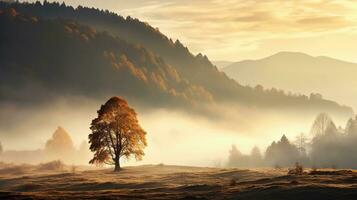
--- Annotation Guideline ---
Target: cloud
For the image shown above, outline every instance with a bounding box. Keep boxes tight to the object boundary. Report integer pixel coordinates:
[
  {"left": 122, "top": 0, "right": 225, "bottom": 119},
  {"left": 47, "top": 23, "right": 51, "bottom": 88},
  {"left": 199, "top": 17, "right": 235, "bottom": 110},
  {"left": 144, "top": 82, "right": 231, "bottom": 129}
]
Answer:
[
  {"left": 234, "top": 12, "right": 274, "bottom": 23},
  {"left": 296, "top": 16, "right": 351, "bottom": 30},
  {"left": 112, "top": 0, "right": 357, "bottom": 61},
  {"left": 20, "top": 0, "right": 357, "bottom": 61}
]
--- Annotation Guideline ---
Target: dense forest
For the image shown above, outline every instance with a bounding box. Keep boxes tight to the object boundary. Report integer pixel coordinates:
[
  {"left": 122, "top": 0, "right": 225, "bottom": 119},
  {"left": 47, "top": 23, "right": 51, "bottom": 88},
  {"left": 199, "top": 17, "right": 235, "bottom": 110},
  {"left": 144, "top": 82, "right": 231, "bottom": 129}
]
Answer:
[{"left": 0, "top": 1, "right": 353, "bottom": 116}]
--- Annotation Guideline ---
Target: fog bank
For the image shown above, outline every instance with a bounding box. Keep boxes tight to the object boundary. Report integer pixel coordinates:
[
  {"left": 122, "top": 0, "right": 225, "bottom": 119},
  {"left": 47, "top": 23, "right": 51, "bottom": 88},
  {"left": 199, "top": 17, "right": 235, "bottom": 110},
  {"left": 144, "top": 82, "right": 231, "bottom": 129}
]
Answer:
[{"left": 0, "top": 97, "right": 352, "bottom": 167}]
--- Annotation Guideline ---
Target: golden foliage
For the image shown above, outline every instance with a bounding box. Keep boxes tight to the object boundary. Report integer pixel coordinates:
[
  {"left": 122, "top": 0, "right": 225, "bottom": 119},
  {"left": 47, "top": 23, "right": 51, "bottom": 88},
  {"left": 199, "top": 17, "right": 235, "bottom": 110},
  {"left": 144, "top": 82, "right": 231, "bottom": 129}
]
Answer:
[
  {"left": 89, "top": 97, "right": 147, "bottom": 168},
  {"left": 102, "top": 49, "right": 214, "bottom": 105}
]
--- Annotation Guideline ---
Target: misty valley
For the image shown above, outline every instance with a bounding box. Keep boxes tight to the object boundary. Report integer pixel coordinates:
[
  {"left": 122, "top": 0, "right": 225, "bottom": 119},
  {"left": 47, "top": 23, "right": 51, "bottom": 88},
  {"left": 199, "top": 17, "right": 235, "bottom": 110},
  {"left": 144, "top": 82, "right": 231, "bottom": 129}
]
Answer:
[{"left": 1, "top": 1, "right": 357, "bottom": 200}]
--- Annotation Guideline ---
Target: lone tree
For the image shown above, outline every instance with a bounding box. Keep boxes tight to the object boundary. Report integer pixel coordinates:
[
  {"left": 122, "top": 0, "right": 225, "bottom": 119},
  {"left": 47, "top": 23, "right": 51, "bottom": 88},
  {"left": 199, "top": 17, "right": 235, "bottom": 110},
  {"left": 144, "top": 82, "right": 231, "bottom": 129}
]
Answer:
[{"left": 89, "top": 97, "right": 147, "bottom": 171}]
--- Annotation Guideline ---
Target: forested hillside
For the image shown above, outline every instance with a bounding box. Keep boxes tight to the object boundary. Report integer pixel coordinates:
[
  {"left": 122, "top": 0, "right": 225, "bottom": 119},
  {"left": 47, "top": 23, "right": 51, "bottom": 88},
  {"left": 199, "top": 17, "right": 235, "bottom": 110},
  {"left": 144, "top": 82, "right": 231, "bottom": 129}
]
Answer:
[
  {"left": 0, "top": 8, "right": 212, "bottom": 108},
  {"left": 0, "top": 1, "right": 353, "bottom": 116}
]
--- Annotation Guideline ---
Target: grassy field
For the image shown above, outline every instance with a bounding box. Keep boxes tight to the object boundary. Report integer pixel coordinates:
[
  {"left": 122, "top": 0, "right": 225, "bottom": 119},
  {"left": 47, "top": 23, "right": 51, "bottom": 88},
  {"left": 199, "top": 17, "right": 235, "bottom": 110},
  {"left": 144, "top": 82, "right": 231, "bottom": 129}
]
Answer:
[{"left": 0, "top": 163, "right": 357, "bottom": 199}]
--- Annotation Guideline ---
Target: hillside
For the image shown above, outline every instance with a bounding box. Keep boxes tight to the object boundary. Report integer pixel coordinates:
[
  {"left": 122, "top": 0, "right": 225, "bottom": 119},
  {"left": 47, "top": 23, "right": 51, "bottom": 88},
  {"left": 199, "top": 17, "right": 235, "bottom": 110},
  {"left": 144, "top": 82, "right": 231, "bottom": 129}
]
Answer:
[
  {"left": 0, "top": 8, "right": 213, "bottom": 109},
  {"left": 2, "top": 1, "right": 239, "bottom": 101},
  {"left": 0, "top": 2, "right": 353, "bottom": 117},
  {"left": 223, "top": 52, "right": 357, "bottom": 110}
]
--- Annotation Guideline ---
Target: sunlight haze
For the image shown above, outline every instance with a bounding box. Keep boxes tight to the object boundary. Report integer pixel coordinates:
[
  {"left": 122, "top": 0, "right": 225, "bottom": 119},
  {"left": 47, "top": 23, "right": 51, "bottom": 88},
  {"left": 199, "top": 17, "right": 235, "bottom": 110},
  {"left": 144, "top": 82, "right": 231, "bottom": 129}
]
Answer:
[{"left": 22, "top": 0, "right": 357, "bottom": 63}]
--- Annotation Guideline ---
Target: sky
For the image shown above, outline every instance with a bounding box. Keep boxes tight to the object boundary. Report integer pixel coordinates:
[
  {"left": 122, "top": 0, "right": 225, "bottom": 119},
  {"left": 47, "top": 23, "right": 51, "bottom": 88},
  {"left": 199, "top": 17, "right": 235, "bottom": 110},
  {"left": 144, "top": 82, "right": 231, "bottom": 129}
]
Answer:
[{"left": 22, "top": 0, "right": 357, "bottom": 62}]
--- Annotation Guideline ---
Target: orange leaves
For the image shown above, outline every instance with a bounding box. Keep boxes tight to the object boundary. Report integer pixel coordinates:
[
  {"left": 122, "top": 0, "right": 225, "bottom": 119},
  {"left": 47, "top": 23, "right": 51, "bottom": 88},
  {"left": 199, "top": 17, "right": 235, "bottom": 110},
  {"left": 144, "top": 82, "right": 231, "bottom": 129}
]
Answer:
[
  {"left": 150, "top": 72, "right": 167, "bottom": 91},
  {"left": 62, "top": 21, "right": 97, "bottom": 42},
  {"left": 104, "top": 52, "right": 149, "bottom": 83},
  {"left": 7, "top": 8, "right": 17, "bottom": 17},
  {"left": 101, "top": 45, "right": 214, "bottom": 105}
]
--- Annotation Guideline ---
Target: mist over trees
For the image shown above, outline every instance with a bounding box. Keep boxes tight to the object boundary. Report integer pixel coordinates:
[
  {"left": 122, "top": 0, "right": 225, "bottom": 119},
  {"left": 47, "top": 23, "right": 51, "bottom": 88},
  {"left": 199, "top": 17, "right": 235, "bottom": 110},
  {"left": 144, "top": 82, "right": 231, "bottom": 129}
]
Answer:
[
  {"left": 0, "top": 1, "right": 356, "bottom": 171},
  {"left": 0, "top": 126, "right": 90, "bottom": 165},
  {"left": 45, "top": 126, "right": 75, "bottom": 158},
  {"left": 228, "top": 145, "right": 263, "bottom": 168},
  {"left": 229, "top": 114, "right": 357, "bottom": 169},
  {"left": 265, "top": 135, "right": 301, "bottom": 167},
  {"left": 310, "top": 115, "right": 357, "bottom": 168}
]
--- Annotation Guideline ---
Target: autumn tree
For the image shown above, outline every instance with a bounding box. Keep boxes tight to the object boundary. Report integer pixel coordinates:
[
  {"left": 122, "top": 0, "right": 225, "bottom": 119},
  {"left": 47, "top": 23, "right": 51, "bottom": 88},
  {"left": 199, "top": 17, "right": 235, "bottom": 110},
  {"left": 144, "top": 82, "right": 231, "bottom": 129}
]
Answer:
[
  {"left": 89, "top": 96, "right": 147, "bottom": 171},
  {"left": 45, "top": 126, "right": 75, "bottom": 157}
]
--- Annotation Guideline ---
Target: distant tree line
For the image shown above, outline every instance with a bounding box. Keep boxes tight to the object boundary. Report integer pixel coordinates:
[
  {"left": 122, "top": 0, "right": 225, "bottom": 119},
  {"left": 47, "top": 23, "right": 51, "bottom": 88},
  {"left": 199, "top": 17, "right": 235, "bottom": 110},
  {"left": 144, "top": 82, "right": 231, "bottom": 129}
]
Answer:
[
  {"left": 0, "top": 126, "right": 91, "bottom": 164},
  {"left": 229, "top": 113, "right": 357, "bottom": 169}
]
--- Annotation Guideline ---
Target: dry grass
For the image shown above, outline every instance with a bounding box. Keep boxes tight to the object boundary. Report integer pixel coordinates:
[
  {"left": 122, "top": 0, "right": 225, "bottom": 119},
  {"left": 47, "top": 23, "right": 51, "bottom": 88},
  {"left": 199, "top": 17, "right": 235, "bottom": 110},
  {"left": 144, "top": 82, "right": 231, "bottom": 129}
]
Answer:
[{"left": 0, "top": 164, "right": 356, "bottom": 199}]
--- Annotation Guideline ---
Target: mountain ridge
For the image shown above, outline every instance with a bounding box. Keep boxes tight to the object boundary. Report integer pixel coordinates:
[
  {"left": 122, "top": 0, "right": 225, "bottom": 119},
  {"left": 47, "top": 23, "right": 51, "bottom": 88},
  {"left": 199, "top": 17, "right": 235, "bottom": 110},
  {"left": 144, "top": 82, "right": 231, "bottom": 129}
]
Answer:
[{"left": 223, "top": 51, "right": 357, "bottom": 110}]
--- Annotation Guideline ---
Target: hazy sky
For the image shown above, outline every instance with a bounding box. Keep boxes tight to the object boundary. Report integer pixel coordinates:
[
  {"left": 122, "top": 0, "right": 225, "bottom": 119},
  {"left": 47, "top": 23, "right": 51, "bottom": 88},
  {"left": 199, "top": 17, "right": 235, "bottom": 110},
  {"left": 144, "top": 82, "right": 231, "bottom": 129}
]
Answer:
[{"left": 22, "top": 0, "right": 357, "bottom": 62}]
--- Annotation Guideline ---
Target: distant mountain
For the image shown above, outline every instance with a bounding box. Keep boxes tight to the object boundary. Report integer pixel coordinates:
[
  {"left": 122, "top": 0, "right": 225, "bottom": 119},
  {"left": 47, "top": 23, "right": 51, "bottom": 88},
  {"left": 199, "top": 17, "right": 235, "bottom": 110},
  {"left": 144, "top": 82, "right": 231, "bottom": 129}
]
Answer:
[
  {"left": 0, "top": 2, "right": 353, "bottom": 117},
  {"left": 212, "top": 61, "right": 234, "bottom": 69},
  {"left": 222, "top": 51, "right": 357, "bottom": 110}
]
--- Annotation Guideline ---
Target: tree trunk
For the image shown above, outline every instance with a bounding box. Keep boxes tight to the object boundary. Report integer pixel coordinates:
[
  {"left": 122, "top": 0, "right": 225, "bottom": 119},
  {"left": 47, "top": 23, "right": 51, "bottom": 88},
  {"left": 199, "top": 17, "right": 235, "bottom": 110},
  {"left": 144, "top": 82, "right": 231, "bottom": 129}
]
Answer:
[{"left": 114, "top": 158, "right": 120, "bottom": 172}]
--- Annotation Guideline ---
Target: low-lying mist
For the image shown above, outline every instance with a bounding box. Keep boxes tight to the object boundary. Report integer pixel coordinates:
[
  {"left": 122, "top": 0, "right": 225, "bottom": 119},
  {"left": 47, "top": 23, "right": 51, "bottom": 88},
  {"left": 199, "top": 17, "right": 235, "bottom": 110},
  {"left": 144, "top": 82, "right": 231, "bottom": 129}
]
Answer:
[{"left": 0, "top": 96, "right": 352, "bottom": 167}]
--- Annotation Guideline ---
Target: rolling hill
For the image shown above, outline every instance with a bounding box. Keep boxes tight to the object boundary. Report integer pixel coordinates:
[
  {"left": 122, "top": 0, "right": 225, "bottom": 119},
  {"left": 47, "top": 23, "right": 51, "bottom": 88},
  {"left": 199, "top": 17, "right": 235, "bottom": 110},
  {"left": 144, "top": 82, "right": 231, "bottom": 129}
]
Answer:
[{"left": 222, "top": 51, "right": 357, "bottom": 110}]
